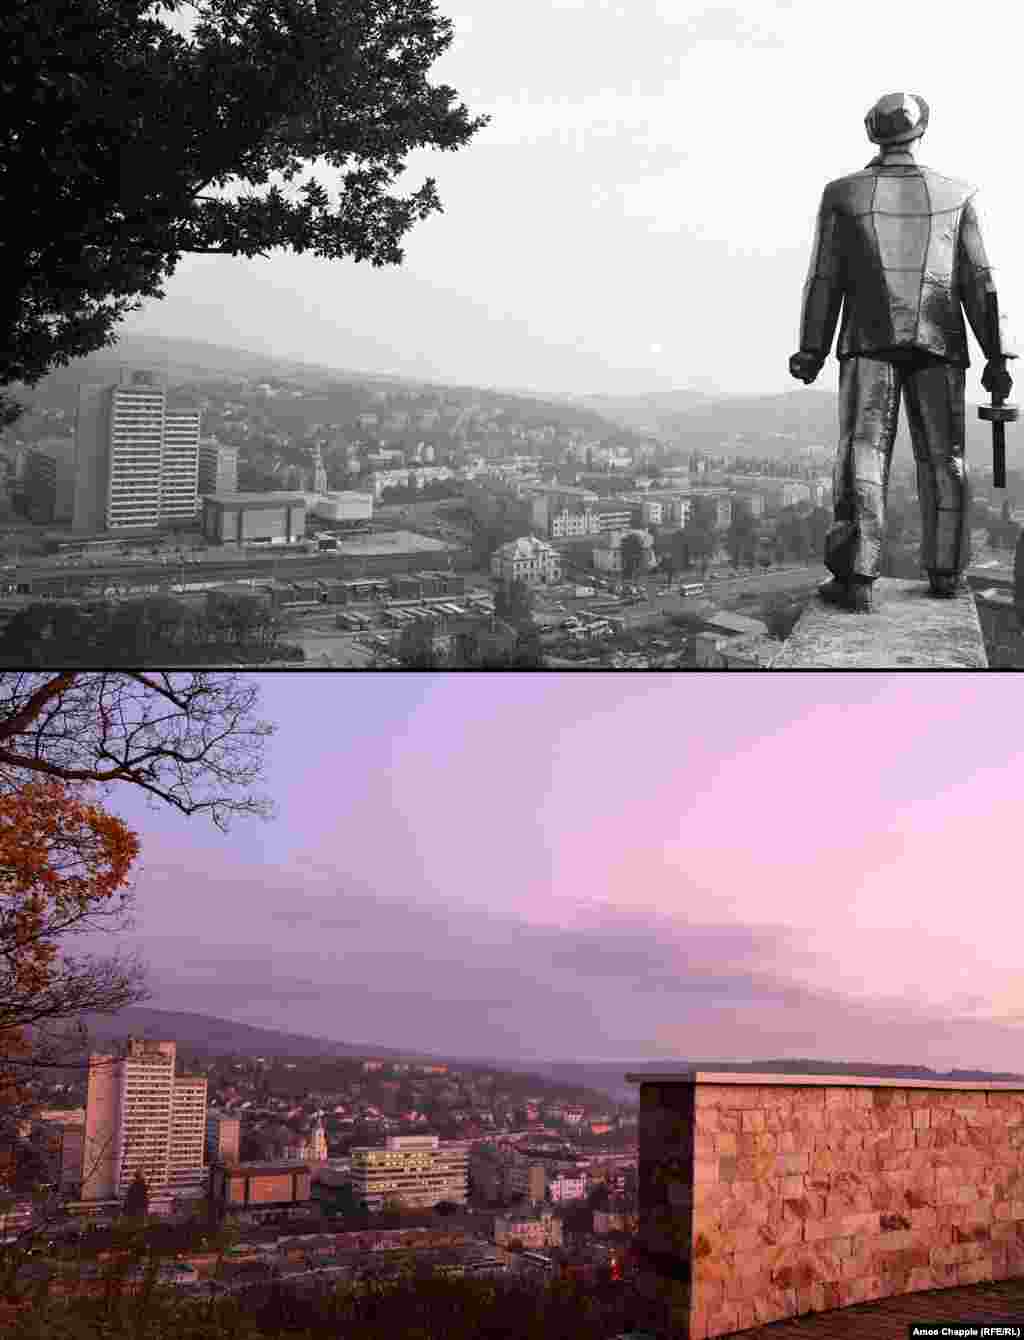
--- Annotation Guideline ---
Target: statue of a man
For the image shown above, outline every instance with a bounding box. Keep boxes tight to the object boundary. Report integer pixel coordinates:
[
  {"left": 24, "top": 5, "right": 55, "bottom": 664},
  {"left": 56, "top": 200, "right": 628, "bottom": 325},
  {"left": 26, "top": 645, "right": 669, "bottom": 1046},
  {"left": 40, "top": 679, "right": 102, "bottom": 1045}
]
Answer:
[{"left": 790, "top": 92, "right": 1016, "bottom": 612}]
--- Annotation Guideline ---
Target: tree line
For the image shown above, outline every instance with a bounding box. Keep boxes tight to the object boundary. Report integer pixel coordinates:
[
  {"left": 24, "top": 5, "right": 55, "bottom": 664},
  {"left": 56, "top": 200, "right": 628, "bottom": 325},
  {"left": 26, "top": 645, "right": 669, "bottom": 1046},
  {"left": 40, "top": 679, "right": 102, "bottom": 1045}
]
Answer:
[{"left": 0, "top": 592, "right": 305, "bottom": 667}]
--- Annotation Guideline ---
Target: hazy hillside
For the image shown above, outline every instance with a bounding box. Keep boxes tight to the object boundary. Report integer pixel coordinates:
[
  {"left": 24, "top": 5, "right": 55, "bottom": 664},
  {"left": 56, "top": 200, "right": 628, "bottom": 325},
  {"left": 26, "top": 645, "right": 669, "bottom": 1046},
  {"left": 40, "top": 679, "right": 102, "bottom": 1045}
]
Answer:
[
  {"left": 64, "top": 1007, "right": 444, "bottom": 1065},
  {"left": 540, "top": 389, "right": 721, "bottom": 435},
  {"left": 49, "top": 1008, "right": 1024, "bottom": 1113},
  {"left": 3, "top": 333, "right": 638, "bottom": 440},
  {"left": 513, "top": 1056, "right": 1024, "bottom": 1108},
  {"left": 56, "top": 1008, "right": 633, "bottom": 1109}
]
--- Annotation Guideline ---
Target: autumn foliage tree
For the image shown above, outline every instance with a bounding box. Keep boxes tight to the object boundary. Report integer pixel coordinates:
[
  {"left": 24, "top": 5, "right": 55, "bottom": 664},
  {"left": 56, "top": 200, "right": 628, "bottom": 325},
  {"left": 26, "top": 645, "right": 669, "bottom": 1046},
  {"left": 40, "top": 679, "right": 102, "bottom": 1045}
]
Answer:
[{"left": 0, "top": 778, "right": 145, "bottom": 1183}]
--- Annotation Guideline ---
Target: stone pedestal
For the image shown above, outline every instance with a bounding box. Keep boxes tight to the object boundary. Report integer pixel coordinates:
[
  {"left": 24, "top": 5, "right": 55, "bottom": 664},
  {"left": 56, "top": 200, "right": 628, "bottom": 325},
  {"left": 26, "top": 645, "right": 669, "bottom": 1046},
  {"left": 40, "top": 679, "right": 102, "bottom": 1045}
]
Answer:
[{"left": 770, "top": 578, "right": 988, "bottom": 669}]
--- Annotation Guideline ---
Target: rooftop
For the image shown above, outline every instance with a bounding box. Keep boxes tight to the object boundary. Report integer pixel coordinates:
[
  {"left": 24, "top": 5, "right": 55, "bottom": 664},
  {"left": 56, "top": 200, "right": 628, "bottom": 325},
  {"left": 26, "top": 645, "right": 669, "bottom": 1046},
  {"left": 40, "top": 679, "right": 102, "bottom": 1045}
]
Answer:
[{"left": 206, "top": 491, "right": 308, "bottom": 505}]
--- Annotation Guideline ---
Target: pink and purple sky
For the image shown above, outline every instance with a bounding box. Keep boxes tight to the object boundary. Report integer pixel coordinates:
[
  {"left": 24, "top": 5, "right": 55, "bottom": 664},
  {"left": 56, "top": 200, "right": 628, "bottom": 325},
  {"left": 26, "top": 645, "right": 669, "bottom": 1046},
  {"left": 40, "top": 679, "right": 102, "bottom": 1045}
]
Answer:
[{"left": 83, "top": 673, "right": 1022, "bottom": 1076}]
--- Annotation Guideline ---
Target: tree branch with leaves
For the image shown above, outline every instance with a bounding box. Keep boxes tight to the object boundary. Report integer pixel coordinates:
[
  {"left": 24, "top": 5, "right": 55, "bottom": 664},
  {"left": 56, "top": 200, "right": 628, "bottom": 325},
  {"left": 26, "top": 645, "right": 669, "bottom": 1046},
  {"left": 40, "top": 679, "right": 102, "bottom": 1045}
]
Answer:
[{"left": 0, "top": 0, "right": 491, "bottom": 426}]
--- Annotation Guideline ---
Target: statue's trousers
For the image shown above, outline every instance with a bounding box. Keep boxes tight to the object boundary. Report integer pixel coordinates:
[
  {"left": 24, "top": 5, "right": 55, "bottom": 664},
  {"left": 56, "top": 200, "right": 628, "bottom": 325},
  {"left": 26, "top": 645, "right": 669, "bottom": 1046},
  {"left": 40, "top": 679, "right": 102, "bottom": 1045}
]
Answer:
[{"left": 825, "top": 352, "right": 969, "bottom": 582}]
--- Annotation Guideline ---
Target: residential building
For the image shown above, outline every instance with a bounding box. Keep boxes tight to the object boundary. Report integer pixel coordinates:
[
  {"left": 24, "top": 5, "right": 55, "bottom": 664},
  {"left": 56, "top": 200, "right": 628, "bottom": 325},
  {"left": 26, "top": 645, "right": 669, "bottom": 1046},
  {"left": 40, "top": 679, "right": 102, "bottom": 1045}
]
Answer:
[
  {"left": 24, "top": 439, "right": 76, "bottom": 523},
  {"left": 349, "top": 1134, "right": 469, "bottom": 1212},
  {"left": 549, "top": 509, "right": 601, "bottom": 539},
  {"left": 494, "top": 1207, "right": 563, "bottom": 1250},
  {"left": 369, "top": 465, "right": 453, "bottom": 498},
  {"left": 206, "top": 1111, "right": 241, "bottom": 1166},
  {"left": 27, "top": 1110, "right": 85, "bottom": 1193},
  {"left": 667, "top": 497, "right": 692, "bottom": 527},
  {"left": 503, "top": 1161, "right": 546, "bottom": 1204},
  {"left": 309, "top": 491, "right": 373, "bottom": 523},
  {"left": 490, "top": 535, "right": 561, "bottom": 586},
  {"left": 73, "top": 370, "right": 200, "bottom": 533},
  {"left": 593, "top": 1203, "right": 640, "bottom": 1236},
  {"left": 592, "top": 528, "right": 655, "bottom": 574},
  {"left": 591, "top": 504, "right": 633, "bottom": 532},
  {"left": 160, "top": 405, "right": 202, "bottom": 523},
  {"left": 782, "top": 482, "right": 812, "bottom": 506},
  {"left": 547, "top": 1170, "right": 589, "bottom": 1202},
  {"left": 197, "top": 439, "right": 239, "bottom": 496},
  {"left": 81, "top": 1038, "right": 207, "bottom": 1214}
]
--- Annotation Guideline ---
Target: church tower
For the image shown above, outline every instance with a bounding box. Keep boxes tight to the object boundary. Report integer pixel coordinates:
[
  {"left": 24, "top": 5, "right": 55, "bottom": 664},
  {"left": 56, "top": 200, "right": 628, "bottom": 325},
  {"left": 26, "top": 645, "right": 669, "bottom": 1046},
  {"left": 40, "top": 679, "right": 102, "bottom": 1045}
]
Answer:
[{"left": 311, "top": 442, "right": 328, "bottom": 495}]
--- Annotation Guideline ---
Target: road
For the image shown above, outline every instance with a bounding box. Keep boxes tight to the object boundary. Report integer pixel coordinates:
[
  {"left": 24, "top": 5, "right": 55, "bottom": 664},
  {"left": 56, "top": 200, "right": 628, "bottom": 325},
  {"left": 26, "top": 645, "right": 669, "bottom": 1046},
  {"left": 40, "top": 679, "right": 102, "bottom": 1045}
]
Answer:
[{"left": 546, "top": 564, "right": 823, "bottom": 631}]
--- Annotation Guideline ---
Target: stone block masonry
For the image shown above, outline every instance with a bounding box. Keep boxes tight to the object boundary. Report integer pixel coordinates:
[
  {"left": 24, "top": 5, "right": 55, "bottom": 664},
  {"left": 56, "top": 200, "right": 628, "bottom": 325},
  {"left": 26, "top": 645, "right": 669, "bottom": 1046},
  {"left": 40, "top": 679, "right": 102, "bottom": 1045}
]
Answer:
[{"left": 622, "top": 1073, "right": 1024, "bottom": 1339}]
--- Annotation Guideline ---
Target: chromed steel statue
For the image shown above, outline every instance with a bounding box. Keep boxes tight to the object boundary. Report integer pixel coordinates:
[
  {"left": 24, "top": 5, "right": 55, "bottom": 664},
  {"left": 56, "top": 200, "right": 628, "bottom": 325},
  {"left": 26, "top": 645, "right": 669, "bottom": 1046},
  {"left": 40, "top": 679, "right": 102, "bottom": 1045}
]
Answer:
[{"left": 790, "top": 92, "right": 1017, "bottom": 612}]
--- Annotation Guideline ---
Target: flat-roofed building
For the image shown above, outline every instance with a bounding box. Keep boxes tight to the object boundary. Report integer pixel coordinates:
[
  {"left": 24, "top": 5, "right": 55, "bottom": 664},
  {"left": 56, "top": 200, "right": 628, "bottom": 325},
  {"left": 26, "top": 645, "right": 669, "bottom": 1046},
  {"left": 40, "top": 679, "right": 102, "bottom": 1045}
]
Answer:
[
  {"left": 198, "top": 439, "right": 239, "bottom": 496},
  {"left": 591, "top": 504, "right": 633, "bottom": 532},
  {"left": 24, "top": 439, "right": 76, "bottom": 523},
  {"left": 159, "top": 407, "right": 201, "bottom": 523},
  {"left": 206, "top": 1111, "right": 241, "bottom": 1166},
  {"left": 202, "top": 491, "right": 307, "bottom": 544},
  {"left": 210, "top": 1161, "right": 312, "bottom": 1211},
  {"left": 309, "top": 491, "right": 373, "bottom": 523},
  {"left": 28, "top": 1109, "right": 85, "bottom": 1193},
  {"left": 504, "top": 1161, "right": 546, "bottom": 1204},
  {"left": 350, "top": 1134, "right": 469, "bottom": 1212}
]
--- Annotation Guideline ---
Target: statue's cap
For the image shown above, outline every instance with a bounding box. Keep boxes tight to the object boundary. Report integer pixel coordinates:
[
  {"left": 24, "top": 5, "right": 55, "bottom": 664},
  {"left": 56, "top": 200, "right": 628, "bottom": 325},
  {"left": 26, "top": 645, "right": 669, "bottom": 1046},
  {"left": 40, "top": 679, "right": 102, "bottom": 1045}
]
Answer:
[{"left": 864, "top": 92, "right": 929, "bottom": 146}]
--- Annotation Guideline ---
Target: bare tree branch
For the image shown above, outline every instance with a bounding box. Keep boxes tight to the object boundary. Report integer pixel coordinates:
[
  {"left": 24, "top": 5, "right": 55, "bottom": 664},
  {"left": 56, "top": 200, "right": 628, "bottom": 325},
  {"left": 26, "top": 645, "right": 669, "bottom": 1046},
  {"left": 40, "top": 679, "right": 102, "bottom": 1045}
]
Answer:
[{"left": 0, "top": 673, "right": 275, "bottom": 831}]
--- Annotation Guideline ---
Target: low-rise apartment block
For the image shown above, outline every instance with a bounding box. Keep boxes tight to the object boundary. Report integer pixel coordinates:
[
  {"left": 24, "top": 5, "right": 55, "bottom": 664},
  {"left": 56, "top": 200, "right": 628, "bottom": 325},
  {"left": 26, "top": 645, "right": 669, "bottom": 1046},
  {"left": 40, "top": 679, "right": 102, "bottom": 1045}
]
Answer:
[{"left": 350, "top": 1134, "right": 469, "bottom": 1212}]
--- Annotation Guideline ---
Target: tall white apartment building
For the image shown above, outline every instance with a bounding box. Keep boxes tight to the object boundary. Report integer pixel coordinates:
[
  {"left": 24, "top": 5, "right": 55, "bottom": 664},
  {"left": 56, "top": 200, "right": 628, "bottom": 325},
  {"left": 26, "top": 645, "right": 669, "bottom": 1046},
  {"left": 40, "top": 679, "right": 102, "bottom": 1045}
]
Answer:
[
  {"left": 198, "top": 439, "right": 239, "bottom": 497},
  {"left": 81, "top": 1038, "right": 207, "bottom": 1212},
  {"left": 73, "top": 369, "right": 200, "bottom": 532},
  {"left": 350, "top": 1134, "right": 469, "bottom": 1211},
  {"left": 160, "top": 408, "right": 201, "bottom": 523}
]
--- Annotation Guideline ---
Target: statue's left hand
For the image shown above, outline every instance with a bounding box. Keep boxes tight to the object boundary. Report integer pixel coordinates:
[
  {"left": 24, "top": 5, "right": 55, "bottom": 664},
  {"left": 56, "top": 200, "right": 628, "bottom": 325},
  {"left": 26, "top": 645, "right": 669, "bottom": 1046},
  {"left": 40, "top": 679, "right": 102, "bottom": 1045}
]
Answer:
[
  {"left": 789, "top": 351, "right": 823, "bottom": 384},
  {"left": 982, "top": 358, "right": 1013, "bottom": 401}
]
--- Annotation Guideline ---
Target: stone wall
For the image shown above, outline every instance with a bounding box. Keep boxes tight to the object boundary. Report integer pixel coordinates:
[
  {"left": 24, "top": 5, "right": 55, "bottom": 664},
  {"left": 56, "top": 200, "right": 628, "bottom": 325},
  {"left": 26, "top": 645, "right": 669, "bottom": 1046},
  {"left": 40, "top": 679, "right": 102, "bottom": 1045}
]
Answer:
[
  {"left": 626, "top": 1074, "right": 1024, "bottom": 1340},
  {"left": 974, "top": 592, "right": 1024, "bottom": 667}
]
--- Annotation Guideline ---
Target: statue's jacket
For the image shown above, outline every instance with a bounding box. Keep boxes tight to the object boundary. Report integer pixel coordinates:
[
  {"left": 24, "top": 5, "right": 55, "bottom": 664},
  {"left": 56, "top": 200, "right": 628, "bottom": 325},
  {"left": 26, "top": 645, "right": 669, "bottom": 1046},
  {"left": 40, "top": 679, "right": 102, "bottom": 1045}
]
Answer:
[{"left": 799, "top": 149, "right": 1017, "bottom": 367}]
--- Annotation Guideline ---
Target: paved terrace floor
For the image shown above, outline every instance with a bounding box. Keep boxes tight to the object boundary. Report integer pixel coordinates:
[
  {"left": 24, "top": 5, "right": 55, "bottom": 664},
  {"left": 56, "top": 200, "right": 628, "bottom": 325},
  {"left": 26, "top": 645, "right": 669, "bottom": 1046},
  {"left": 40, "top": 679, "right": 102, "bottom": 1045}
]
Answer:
[{"left": 736, "top": 1277, "right": 1024, "bottom": 1340}]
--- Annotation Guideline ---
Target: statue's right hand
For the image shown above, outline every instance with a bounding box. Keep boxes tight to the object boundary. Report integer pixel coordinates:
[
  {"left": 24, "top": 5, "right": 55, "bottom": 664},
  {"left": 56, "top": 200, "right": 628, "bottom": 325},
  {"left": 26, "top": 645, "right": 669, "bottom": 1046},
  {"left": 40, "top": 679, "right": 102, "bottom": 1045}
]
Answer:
[{"left": 789, "top": 351, "right": 823, "bottom": 384}]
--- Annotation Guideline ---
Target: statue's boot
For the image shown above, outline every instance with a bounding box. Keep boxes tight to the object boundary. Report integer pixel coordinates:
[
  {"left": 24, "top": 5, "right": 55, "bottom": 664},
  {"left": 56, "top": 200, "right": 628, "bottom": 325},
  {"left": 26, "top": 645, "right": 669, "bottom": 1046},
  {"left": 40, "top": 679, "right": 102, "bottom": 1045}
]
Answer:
[
  {"left": 818, "top": 576, "right": 873, "bottom": 613},
  {"left": 927, "top": 572, "right": 964, "bottom": 598}
]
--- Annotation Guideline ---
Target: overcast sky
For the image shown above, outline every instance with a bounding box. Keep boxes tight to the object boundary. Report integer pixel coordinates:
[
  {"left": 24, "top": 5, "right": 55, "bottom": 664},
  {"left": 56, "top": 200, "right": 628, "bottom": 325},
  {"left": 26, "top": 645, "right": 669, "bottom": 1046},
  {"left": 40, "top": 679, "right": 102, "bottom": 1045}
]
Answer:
[
  {"left": 78, "top": 673, "right": 1024, "bottom": 1081},
  {"left": 116, "top": 0, "right": 1021, "bottom": 402}
]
